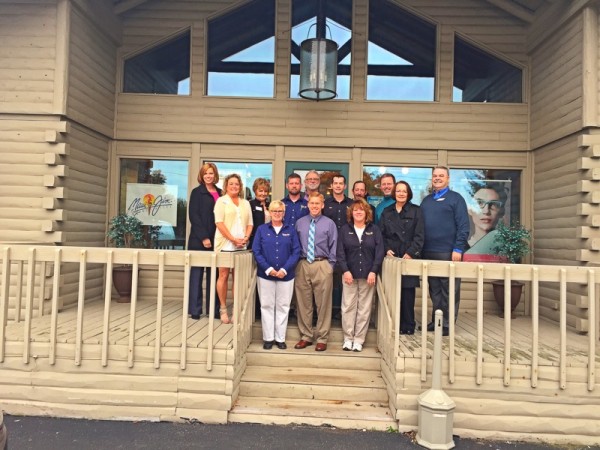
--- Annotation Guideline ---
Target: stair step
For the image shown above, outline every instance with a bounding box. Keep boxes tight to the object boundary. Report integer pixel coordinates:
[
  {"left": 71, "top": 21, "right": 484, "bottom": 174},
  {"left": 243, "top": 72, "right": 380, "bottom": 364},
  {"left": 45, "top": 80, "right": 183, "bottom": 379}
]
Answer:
[
  {"left": 239, "top": 380, "right": 389, "bottom": 402},
  {"left": 245, "top": 342, "right": 381, "bottom": 370},
  {"left": 229, "top": 396, "right": 396, "bottom": 430},
  {"left": 242, "top": 366, "right": 385, "bottom": 389}
]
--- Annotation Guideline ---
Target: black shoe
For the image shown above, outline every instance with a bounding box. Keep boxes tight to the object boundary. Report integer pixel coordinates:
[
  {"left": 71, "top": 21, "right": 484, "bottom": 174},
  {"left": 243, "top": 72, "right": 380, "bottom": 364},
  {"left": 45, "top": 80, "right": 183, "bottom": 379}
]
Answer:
[
  {"left": 263, "top": 341, "right": 274, "bottom": 350},
  {"left": 191, "top": 314, "right": 200, "bottom": 320},
  {"left": 400, "top": 329, "right": 414, "bottom": 335},
  {"left": 442, "top": 327, "right": 449, "bottom": 337},
  {"left": 276, "top": 341, "right": 287, "bottom": 350}
]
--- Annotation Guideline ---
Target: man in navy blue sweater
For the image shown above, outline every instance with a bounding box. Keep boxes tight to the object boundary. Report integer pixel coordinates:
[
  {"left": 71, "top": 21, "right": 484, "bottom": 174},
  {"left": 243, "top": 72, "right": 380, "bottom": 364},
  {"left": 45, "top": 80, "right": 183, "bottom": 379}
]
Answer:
[{"left": 420, "top": 166, "right": 470, "bottom": 335}]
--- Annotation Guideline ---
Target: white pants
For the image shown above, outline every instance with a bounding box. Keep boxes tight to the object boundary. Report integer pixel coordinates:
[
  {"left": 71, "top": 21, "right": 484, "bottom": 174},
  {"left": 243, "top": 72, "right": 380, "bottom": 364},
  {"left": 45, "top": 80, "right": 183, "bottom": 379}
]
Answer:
[
  {"left": 257, "top": 277, "right": 294, "bottom": 343},
  {"left": 341, "top": 278, "right": 375, "bottom": 345}
]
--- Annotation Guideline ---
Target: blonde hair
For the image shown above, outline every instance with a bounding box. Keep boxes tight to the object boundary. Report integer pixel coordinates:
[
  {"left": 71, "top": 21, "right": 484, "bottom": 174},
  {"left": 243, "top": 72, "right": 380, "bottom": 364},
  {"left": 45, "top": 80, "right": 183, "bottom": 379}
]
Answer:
[
  {"left": 268, "top": 200, "right": 285, "bottom": 213},
  {"left": 223, "top": 173, "right": 243, "bottom": 198}
]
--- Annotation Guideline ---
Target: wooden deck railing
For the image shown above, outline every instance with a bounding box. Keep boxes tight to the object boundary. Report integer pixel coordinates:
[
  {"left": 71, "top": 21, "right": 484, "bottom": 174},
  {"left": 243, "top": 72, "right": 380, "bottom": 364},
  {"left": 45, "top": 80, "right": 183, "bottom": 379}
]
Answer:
[
  {"left": 377, "top": 257, "right": 599, "bottom": 392},
  {"left": 0, "top": 245, "right": 256, "bottom": 372}
]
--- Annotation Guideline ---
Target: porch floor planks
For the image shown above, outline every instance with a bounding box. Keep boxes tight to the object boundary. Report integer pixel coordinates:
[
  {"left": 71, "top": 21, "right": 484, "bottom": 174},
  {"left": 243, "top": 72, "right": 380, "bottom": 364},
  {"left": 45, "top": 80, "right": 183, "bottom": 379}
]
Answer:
[
  {"left": 4, "top": 300, "right": 234, "bottom": 351},
  {"left": 399, "top": 312, "right": 597, "bottom": 367}
]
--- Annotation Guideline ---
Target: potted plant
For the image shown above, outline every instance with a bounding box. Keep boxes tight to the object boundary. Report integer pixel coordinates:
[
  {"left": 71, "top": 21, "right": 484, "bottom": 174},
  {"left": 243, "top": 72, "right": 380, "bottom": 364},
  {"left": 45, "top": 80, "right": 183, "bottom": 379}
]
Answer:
[
  {"left": 491, "top": 221, "right": 532, "bottom": 316},
  {"left": 106, "top": 214, "right": 146, "bottom": 302}
]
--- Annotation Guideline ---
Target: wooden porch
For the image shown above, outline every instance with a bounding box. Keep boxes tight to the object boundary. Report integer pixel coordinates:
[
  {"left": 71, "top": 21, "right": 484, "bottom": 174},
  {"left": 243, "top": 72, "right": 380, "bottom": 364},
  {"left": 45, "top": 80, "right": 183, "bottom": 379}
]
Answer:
[{"left": 1, "top": 246, "right": 599, "bottom": 445}]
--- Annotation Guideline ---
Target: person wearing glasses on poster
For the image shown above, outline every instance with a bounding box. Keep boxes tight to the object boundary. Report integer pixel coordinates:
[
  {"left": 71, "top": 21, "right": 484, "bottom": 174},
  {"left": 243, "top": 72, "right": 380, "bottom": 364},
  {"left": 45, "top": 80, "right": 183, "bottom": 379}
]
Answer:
[
  {"left": 464, "top": 182, "right": 507, "bottom": 259},
  {"left": 252, "top": 201, "right": 301, "bottom": 350}
]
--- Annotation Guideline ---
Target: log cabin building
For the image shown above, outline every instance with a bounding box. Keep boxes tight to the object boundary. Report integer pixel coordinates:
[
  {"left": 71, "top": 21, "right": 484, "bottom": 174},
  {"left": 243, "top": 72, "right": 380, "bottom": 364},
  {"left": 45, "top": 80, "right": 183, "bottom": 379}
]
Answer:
[{"left": 1, "top": 0, "right": 600, "bottom": 445}]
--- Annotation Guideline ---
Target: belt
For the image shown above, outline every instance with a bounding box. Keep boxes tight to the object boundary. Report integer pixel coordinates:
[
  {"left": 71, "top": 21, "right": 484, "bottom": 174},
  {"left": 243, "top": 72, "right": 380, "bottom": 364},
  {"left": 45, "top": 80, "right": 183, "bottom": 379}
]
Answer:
[{"left": 300, "top": 257, "right": 327, "bottom": 262}]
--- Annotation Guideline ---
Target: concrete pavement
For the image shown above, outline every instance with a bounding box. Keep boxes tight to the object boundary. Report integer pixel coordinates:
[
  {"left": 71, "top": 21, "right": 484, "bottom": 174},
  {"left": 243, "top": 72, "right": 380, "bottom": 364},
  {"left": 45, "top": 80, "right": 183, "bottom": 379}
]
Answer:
[{"left": 4, "top": 415, "right": 596, "bottom": 450}]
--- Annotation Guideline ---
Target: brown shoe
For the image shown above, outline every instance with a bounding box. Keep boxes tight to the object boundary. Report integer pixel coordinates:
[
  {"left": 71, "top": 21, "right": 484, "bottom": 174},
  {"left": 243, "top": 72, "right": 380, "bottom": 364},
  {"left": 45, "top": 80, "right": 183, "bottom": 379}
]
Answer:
[
  {"left": 315, "top": 343, "right": 327, "bottom": 352},
  {"left": 294, "top": 340, "right": 313, "bottom": 349}
]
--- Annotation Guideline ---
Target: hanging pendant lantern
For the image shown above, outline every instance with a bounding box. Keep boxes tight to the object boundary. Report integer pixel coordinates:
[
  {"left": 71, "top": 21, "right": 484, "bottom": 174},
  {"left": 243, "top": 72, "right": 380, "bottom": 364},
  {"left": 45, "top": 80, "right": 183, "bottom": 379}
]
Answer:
[{"left": 298, "top": 38, "right": 338, "bottom": 101}]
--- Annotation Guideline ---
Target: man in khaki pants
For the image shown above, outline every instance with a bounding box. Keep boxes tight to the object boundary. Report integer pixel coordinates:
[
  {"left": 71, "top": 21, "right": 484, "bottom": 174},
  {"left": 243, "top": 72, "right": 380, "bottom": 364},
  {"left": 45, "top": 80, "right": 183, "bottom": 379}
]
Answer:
[{"left": 293, "top": 192, "right": 338, "bottom": 352}]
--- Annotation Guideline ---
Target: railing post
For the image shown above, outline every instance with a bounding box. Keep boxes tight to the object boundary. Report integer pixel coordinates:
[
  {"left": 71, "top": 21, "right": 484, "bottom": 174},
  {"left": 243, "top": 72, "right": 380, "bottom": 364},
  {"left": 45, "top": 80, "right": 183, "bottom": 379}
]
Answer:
[{"left": 0, "top": 247, "right": 11, "bottom": 362}]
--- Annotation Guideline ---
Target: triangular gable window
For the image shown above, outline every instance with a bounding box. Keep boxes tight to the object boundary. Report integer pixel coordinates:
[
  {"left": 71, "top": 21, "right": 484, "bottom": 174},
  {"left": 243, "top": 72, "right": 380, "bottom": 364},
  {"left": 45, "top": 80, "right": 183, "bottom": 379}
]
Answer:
[{"left": 123, "top": 30, "right": 191, "bottom": 95}]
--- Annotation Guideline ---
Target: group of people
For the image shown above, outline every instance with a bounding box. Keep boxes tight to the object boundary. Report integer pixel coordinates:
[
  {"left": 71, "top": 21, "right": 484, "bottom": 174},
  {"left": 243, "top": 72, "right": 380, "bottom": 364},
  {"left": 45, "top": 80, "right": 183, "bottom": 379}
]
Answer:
[{"left": 187, "top": 163, "right": 471, "bottom": 353}]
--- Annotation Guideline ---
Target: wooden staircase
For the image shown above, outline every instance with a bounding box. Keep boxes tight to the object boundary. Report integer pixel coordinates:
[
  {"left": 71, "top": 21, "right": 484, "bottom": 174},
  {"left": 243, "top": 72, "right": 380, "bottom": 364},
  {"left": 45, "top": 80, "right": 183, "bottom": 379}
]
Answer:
[{"left": 228, "top": 323, "right": 396, "bottom": 430}]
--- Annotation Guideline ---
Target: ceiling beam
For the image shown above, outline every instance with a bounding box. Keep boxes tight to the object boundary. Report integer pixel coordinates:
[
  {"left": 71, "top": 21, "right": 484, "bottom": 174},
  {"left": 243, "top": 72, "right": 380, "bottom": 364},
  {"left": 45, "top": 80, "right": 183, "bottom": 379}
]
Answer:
[
  {"left": 114, "top": 0, "right": 150, "bottom": 15},
  {"left": 484, "top": 0, "right": 535, "bottom": 23}
]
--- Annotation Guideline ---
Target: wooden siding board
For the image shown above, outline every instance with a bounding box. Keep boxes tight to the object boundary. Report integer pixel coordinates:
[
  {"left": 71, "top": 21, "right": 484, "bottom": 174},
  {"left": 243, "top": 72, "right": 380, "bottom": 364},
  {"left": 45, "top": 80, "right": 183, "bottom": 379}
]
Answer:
[
  {"left": 531, "top": 13, "right": 583, "bottom": 149},
  {"left": 66, "top": 6, "right": 116, "bottom": 137},
  {"left": 0, "top": 2, "right": 57, "bottom": 114}
]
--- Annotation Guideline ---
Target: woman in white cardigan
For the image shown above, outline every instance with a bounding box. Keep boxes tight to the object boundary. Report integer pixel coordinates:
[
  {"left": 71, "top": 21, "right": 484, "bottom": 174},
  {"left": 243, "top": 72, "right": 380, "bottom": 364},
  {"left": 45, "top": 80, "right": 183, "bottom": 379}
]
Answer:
[{"left": 214, "top": 173, "right": 253, "bottom": 324}]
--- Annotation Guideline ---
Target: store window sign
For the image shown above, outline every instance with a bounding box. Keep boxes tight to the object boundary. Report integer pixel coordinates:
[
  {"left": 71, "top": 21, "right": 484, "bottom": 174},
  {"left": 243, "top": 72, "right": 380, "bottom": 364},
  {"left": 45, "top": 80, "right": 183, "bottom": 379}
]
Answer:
[{"left": 126, "top": 183, "right": 178, "bottom": 226}]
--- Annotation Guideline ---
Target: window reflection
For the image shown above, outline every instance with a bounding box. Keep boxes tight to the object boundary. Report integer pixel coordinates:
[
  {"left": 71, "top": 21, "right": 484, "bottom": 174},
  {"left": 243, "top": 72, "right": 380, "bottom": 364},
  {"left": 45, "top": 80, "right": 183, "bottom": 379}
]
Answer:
[{"left": 208, "top": 161, "right": 273, "bottom": 200}]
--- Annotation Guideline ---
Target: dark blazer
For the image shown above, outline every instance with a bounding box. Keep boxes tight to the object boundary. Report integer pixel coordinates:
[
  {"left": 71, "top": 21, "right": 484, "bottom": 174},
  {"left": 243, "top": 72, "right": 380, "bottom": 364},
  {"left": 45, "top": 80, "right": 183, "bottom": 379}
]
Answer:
[
  {"left": 249, "top": 198, "right": 269, "bottom": 248},
  {"left": 336, "top": 222, "right": 385, "bottom": 280},
  {"left": 187, "top": 184, "right": 222, "bottom": 251},
  {"left": 379, "top": 202, "right": 424, "bottom": 288}
]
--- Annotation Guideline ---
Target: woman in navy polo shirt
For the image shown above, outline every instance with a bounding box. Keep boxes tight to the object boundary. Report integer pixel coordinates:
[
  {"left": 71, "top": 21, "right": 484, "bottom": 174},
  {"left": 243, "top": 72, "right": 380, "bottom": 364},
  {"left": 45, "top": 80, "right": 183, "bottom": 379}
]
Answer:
[
  {"left": 336, "top": 199, "right": 385, "bottom": 352},
  {"left": 252, "top": 200, "right": 301, "bottom": 350}
]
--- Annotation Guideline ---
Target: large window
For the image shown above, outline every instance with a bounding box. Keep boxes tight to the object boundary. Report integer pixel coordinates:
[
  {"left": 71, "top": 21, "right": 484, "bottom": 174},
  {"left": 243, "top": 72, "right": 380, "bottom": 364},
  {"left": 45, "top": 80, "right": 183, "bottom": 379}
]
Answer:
[
  {"left": 119, "top": 159, "right": 189, "bottom": 249},
  {"left": 290, "top": 0, "right": 352, "bottom": 100},
  {"left": 367, "top": 0, "right": 436, "bottom": 101},
  {"left": 453, "top": 36, "right": 523, "bottom": 103},
  {"left": 363, "top": 165, "right": 521, "bottom": 260},
  {"left": 208, "top": 161, "right": 273, "bottom": 201},
  {"left": 123, "top": 30, "right": 190, "bottom": 95},
  {"left": 206, "top": 0, "right": 276, "bottom": 97}
]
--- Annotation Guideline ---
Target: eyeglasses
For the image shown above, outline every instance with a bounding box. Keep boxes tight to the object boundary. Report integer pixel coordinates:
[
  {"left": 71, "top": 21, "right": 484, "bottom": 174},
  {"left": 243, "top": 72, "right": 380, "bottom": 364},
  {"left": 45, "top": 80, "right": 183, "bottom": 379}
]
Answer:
[
  {"left": 475, "top": 198, "right": 503, "bottom": 211},
  {"left": 271, "top": 210, "right": 284, "bottom": 213}
]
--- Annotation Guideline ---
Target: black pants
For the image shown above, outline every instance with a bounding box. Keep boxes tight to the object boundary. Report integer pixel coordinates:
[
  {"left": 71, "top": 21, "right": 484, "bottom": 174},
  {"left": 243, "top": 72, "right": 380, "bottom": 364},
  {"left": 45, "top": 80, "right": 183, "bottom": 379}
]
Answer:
[
  {"left": 423, "top": 251, "right": 461, "bottom": 327},
  {"left": 189, "top": 265, "right": 219, "bottom": 318},
  {"left": 400, "top": 287, "right": 416, "bottom": 332}
]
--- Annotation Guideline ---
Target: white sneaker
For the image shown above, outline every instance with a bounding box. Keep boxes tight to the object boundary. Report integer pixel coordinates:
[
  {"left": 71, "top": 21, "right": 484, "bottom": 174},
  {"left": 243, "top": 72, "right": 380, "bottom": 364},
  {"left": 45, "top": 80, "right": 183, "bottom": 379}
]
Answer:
[
  {"left": 352, "top": 342, "right": 363, "bottom": 352},
  {"left": 342, "top": 340, "right": 353, "bottom": 351}
]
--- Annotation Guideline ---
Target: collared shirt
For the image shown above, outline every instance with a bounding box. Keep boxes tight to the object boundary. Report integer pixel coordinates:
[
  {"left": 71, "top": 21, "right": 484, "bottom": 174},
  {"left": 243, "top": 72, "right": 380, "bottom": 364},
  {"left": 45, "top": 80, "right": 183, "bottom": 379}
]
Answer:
[
  {"left": 295, "top": 214, "right": 338, "bottom": 269},
  {"left": 323, "top": 195, "right": 353, "bottom": 229},
  {"left": 282, "top": 195, "right": 308, "bottom": 227},
  {"left": 433, "top": 187, "right": 449, "bottom": 200}
]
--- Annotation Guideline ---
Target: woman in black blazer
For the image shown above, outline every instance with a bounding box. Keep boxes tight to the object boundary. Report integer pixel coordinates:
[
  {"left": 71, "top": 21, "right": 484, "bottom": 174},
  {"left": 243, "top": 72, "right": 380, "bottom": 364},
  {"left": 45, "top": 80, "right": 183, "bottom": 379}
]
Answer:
[
  {"left": 188, "top": 162, "right": 222, "bottom": 320},
  {"left": 379, "top": 181, "right": 424, "bottom": 335}
]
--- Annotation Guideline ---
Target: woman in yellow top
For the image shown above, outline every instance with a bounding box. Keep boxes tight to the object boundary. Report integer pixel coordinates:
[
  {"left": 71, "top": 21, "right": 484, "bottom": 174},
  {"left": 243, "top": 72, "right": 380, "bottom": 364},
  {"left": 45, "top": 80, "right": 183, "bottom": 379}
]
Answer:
[{"left": 214, "top": 173, "right": 253, "bottom": 324}]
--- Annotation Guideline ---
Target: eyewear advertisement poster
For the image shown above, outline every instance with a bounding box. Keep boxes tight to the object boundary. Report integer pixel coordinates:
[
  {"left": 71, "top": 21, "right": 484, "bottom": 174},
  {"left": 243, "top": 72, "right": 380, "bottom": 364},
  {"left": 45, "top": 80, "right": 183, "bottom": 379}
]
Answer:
[{"left": 126, "top": 183, "right": 178, "bottom": 226}]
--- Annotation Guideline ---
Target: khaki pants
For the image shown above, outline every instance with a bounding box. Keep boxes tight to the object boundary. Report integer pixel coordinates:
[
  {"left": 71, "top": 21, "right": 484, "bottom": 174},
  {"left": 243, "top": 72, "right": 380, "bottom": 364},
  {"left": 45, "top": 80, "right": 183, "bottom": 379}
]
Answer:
[
  {"left": 294, "top": 259, "right": 333, "bottom": 344},
  {"left": 341, "top": 278, "right": 375, "bottom": 345}
]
